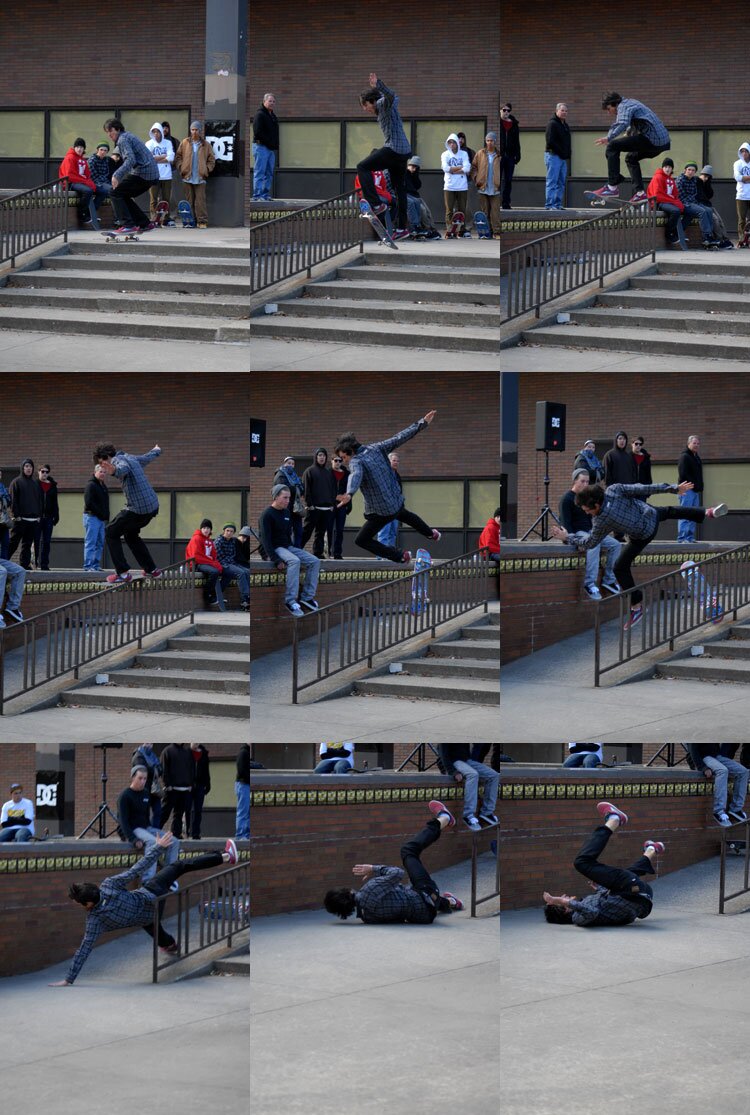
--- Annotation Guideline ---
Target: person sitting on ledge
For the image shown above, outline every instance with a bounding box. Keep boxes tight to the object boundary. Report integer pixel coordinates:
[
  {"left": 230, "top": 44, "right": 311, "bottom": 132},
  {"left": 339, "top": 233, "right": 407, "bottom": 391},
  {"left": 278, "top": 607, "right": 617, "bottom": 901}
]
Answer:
[
  {"left": 0, "top": 782, "right": 35, "bottom": 842},
  {"left": 439, "top": 743, "right": 499, "bottom": 831},
  {"left": 688, "top": 743, "right": 749, "bottom": 828},
  {"left": 259, "top": 484, "right": 320, "bottom": 619},
  {"left": 324, "top": 801, "right": 463, "bottom": 922},
  {"left": 543, "top": 801, "right": 664, "bottom": 927},
  {"left": 563, "top": 743, "right": 604, "bottom": 769},
  {"left": 314, "top": 742, "right": 355, "bottom": 774}
]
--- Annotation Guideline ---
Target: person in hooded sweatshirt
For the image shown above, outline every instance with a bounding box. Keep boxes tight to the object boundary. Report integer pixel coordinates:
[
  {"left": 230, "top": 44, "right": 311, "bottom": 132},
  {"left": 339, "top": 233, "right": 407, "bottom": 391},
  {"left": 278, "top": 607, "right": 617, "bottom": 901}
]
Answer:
[
  {"left": 441, "top": 133, "right": 472, "bottom": 234},
  {"left": 646, "top": 158, "right": 687, "bottom": 248},
  {"left": 8, "top": 459, "right": 43, "bottom": 570},
  {"left": 145, "top": 122, "right": 174, "bottom": 224},
  {"left": 58, "top": 138, "right": 106, "bottom": 225},
  {"left": 185, "top": 518, "right": 225, "bottom": 610},
  {"left": 602, "top": 432, "right": 636, "bottom": 488},
  {"left": 733, "top": 142, "right": 750, "bottom": 242},
  {"left": 301, "top": 449, "right": 338, "bottom": 559},
  {"left": 478, "top": 508, "right": 501, "bottom": 563},
  {"left": 573, "top": 439, "right": 605, "bottom": 484}
]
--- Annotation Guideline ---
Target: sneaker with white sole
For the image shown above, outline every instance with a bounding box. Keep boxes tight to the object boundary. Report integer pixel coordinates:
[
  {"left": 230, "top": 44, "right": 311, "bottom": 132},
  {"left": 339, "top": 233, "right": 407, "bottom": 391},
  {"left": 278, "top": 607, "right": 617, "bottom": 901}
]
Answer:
[
  {"left": 443, "top": 892, "right": 464, "bottom": 911},
  {"left": 644, "top": 840, "right": 666, "bottom": 853},
  {"left": 284, "top": 601, "right": 304, "bottom": 618},
  {"left": 106, "top": 572, "right": 132, "bottom": 584},
  {"left": 728, "top": 809, "right": 748, "bottom": 824},
  {"left": 401, "top": 550, "right": 412, "bottom": 563},
  {"left": 431, "top": 529, "right": 441, "bottom": 542},
  {"left": 601, "top": 579, "right": 621, "bottom": 594},
  {"left": 4, "top": 607, "right": 23, "bottom": 623},
  {"left": 299, "top": 598, "right": 319, "bottom": 612},
  {"left": 464, "top": 815, "right": 482, "bottom": 832},
  {"left": 714, "top": 811, "right": 732, "bottom": 827},
  {"left": 629, "top": 190, "right": 648, "bottom": 204},
  {"left": 623, "top": 605, "right": 643, "bottom": 631},
  {"left": 225, "top": 838, "right": 238, "bottom": 864},
  {"left": 591, "top": 184, "right": 620, "bottom": 198},
  {"left": 479, "top": 812, "right": 499, "bottom": 826},
  {"left": 428, "top": 800, "right": 456, "bottom": 827},
  {"left": 142, "top": 568, "right": 163, "bottom": 579},
  {"left": 597, "top": 801, "right": 629, "bottom": 826},
  {"left": 584, "top": 583, "right": 602, "bottom": 601},
  {"left": 706, "top": 503, "right": 728, "bottom": 518}
]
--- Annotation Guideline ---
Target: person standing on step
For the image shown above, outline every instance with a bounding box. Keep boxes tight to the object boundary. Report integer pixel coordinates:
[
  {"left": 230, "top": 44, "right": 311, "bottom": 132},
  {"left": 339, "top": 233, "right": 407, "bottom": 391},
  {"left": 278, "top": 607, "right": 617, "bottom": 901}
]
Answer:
[
  {"left": 357, "top": 72, "right": 412, "bottom": 241},
  {"left": 590, "top": 92, "right": 670, "bottom": 203},
  {"left": 51, "top": 833, "right": 238, "bottom": 985},
  {"left": 543, "top": 801, "right": 664, "bottom": 926},
  {"left": 544, "top": 104, "right": 571, "bottom": 210},
  {"left": 631, "top": 437, "right": 652, "bottom": 484},
  {"left": 688, "top": 744, "right": 749, "bottom": 827},
  {"left": 259, "top": 485, "right": 320, "bottom": 618},
  {"left": 102, "top": 118, "right": 160, "bottom": 234},
  {"left": 438, "top": 743, "right": 499, "bottom": 831},
  {"left": 35, "top": 463, "right": 59, "bottom": 571},
  {"left": 602, "top": 431, "right": 636, "bottom": 488},
  {"left": 8, "top": 458, "right": 43, "bottom": 571},
  {"left": 93, "top": 443, "right": 162, "bottom": 584},
  {"left": 733, "top": 143, "right": 750, "bottom": 243},
  {"left": 300, "top": 449, "right": 337, "bottom": 560},
  {"left": 335, "top": 412, "right": 441, "bottom": 564},
  {"left": 160, "top": 743, "right": 194, "bottom": 840},
  {"left": 471, "top": 131, "right": 502, "bottom": 237},
  {"left": 235, "top": 744, "right": 250, "bottom": 841},
  {"left": 499, "top": 103, "right": 521, "bottom": 209},
  {"left": 441, "top": 133, "right": 471, "bottom": 235},
  {"left": 677, "top": 435, "right": 703, "bottom": 544},
  {"left": 83, "top": 463, "right": 110, "bottom": 571},
  {"left": 185, "top": 743, "right": 211, "bottom": 840},
  {"left": 175, "top": 121, "right": 216, "bottom": 229},
  {"left": 145, "top": 122, "right": 174, "bottom": 224},
  {"left": 252, "top": 93, "right": 279, "bottom": 202},
  {"left": 328, "top": 454, "right": 351, "bottom": 560},
  {"left": 573, "top": 439, "right": 605, "bottom": 485}
]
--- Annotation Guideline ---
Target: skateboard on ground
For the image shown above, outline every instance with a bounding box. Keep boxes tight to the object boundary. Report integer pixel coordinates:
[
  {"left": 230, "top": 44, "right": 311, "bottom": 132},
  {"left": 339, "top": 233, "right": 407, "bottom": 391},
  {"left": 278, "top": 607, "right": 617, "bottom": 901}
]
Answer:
[
  {"left": 101, "top": 229, "right": 140, "bottom": 243},
  {"left": 178, "top": 199, "right": 197, "bottom": 228},
  {"left": 86, "top": 197, "right": 101, "bottom": 232},
  {"left": 410, "top": 547, "right": 432, "bottom": 616},
  {"left": 474, "top": 211, "right": 491, "bottom": 239},
  {"left": 583, "top": 191, "right": 650, "bottom": 210},
  {"left": 445, "top": 210, "right": 466, "bottom": 238},
  {"left": 359, "top": 199, "right": 398, "bottom": 249},
  {"left": 156, "top": 200, "right": 170, "bottom": 226},
  {"left": 679, "top": 560, "right": 724, "bottom": 624}
]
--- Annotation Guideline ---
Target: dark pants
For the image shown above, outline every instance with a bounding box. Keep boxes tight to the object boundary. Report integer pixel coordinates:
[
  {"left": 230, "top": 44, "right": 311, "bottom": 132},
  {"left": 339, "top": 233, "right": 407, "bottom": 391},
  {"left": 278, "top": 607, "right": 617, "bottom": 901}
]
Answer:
[
  {"left": 142, "top": 851, "right": 223, "bottom": 947},
  {"left": 329, "top": 505, "right": 348, "bottom": 559},
  {"left": 161, "top": 789, "right": 191, "bottom": 838},
  {"left": 35, "top": 516, "right": 55, "bottom": 570},
  {"left": 7, "top": 520, "right": 39, "bottom": 568},
  {"left": 185, "top": 785, "right": 207, "bottom": 839},
  {"left": 356, "top": 146, "right": 410, "bottom": 229},
  {"left": 400, "top": 818, "right": 451, "bottom": 915},
  {"left": 657, "top": 202, "right": 686, "bottom": 243},
  {"left": 605, "top": 134, "right": 669, "bottom": 191},
  {"left": 355, "top": 504, "right": 433, "bottom": 562},
  {"left": 149, "top": 793, "right": 162, "bottom": 829},
  {"left": 574, "top": 825, "right": 654, "bottom": 910},
  {"left": 301, "top": 508, "right": 334, "bottom": 558},
  {"left": 615, "top": 505, "right": 706, "bottom": 605},
  {"left": 111, "top": 173, "right": 158, "bottom": 228},
  {"left": 291, "top": 513, "right": 303, "bottom": 548},
  {"left": 105, "top": 508, "right": 158, "bottom": 574},
  {"left": 500, "top": 154, "right": 516, "bottom": 207},
  {"left": 0, "top": 524, "right": 8, "bottom": 560}
]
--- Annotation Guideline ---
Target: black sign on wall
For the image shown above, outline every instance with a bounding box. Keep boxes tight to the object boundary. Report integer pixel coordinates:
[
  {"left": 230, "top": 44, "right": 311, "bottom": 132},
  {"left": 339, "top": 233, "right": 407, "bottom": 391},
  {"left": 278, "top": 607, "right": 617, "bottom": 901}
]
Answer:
[
  {"left": 36, "top": 771, "right": 65, "bottom": 821},
  {"left": 206, "top": 120, "right": 240, "bottom": 176},
  {"left": 250, "top": 418, "right": 266, "bottom": 468}
]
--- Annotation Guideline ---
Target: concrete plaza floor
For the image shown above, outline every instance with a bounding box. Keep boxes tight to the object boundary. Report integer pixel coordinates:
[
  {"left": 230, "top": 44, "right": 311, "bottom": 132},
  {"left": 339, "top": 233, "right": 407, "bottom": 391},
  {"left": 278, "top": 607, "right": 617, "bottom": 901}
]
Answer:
[
  {"left": 501, "top": 856, "right": 750, "bottom": 1114},
  {"left": 251, "top": 854, "right": 499, "bottom": 1113},
  {"left": 0, "top": 920, "right": 249, "bottom": 1115}
]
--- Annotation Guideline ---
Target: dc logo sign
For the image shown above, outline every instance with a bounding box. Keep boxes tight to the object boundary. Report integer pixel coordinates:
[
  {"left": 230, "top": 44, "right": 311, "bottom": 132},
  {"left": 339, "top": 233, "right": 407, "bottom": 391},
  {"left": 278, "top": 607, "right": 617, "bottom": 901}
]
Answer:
[
  {"left": 37, "top": 782, "right": 58, "bottom": 807},
  {"left": 209, "top": 136, "right": 235, "bottom": 162}
]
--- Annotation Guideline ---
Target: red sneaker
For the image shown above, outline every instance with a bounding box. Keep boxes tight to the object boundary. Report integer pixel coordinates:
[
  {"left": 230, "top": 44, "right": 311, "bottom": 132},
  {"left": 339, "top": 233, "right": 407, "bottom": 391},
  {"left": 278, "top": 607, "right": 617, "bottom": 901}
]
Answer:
[
  {"left": 429, "top": 800, "right": 456, "bottom": 827},
  {"left": 597, "top": 801, "right": 629, "bottom": 826},
  {"left": 225, "top": 838, "right": 238, "bottom": 865},
  {"left": 431, "top": 529, "right": 442, "bottom": 542},
  {"left": 644, "top": 840, "right": 665, "bottom": 853},
  {"left": 402, "top": 550, "right": 412, "bottom": 563},
  {"left": 142, "top": 568, "right": 163, "bottom": 578},
  {"left": 106, "top": 572, "right": 132, "bottom": 584},
  {"left": 442, "top": 892, "right": 464, "bottom": 911}
]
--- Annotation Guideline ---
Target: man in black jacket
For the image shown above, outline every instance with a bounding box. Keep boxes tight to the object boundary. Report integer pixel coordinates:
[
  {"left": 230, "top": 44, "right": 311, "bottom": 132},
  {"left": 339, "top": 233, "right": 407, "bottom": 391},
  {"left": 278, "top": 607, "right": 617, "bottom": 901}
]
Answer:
[
  {"left": 83, "top": 464, "right": 110, "bottom": 571},
  {"left": 8, "top": 458, "right": 43, "bottom": 570},
  {"left": 185, "top": 744, "right": 211, "bottom": 840},
  {"left": 118, "top": 766, "right": 179, "bottom": 880},
  {"left": 35, "top": 463, "right": 59, "bottom": 571},
  {"left": 677, "top": 435, "right": 703, "bottom": 543},
  {"left": 301, "top": 449, "right": 337, "bottom": 558},
  {"left": 160, "top": 743, "right": 193, "bottom": 839},
  {"left": 236, "top": 744, "right": 250, "bottom": 840},
  {"left": 559, "top": 469, "right": 621, "bottom": 601},
  {"left": 259, "top": 485, "right": 320, "bottom": 618},
  {"left": 499, "top": 102, "right": 521, "bottom": 209},
  {"left": 438, "top": 744, "right": 499, "bottom": 831},
  {"left": 252, "top": 93, "right": 279, "bottom": 201},
  {"left": 544, "top": 102, "right": 571, "bottom": 210}
]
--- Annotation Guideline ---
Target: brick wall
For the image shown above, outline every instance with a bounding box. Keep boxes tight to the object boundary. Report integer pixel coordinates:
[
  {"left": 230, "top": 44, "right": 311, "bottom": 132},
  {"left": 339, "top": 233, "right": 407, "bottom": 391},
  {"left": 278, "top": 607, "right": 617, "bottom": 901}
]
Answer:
[
  {"left": 0, "top": 744, "right": 36, "bottom": 799},
  {"left": 501, "top": 767, "right": 721, "bottom": 909}
]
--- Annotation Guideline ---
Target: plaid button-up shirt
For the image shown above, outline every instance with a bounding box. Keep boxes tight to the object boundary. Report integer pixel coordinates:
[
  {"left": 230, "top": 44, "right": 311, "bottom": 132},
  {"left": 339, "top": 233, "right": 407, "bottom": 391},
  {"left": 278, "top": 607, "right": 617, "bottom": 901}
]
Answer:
[
  {"left": 566, "top": 483, "right": 678, "bottom": 550},
  {"left": 112, "top": 447, "right": 161, "bottom": 515},
  {"left": 214, "top": 534, "right": 238, "bottom": 566},
  {"left": 66, "top": 843, "right": 162, "bottom": 983},
  {"left": 606, "top": 98, "right": 670, "bottom": 148},
  {"left": 355, "top": 865, "right": 434, "bottom": 924},
  {"left": 374, "top": 79, "right": 411, "bottom": 156},
  {"left": 568, "top": 887, "right": 652, "bottom": 927},
  {"left": 346, "top": 419, "right": 426, "bottom": 517}
]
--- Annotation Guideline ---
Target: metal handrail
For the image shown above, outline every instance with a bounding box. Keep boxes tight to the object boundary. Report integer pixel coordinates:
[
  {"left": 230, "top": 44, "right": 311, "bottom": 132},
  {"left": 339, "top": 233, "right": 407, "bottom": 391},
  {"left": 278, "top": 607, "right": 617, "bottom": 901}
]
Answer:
[
  {"left": 250, "top": 191, "right": 364, "bottom": 294},
  {"left": 719, "top": 819, "right": 750, "bottom": 913},
  {"left": 501, "top": 203, "right": 657, "bottom": 323},
  {"left": 0, "top": 560, "right": 197, "bottom": 713},
  {"left": 152, "top": 860, "right": 250, "bottom": 982},
  {"left": 291, "top": 549, "right": 492, "bottom": 702},
  {"left": 0, "top": 177, "right": 70, "bottom": 267},
  {"left": 594, "top": 544, "right": 750, "bottom": 686}
]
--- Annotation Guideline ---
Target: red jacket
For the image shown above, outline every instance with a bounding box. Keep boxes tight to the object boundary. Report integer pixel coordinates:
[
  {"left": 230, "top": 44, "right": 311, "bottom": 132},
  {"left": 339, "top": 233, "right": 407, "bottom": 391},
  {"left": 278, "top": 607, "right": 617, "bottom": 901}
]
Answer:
[
  {"left": 478, "top": 518, "right": 500, "bottom": 556},
  {"left": 185, "top": 529, "right": 222, "bottom": 572},
  {"left": 354, "top": 171, "right": 393, "bottom": 203},
  {"left": 58, "top": 148, "right": 96, "bottom": 189},
  {"left": 646, "top": 169, "right": 683, "bottom": 211}
]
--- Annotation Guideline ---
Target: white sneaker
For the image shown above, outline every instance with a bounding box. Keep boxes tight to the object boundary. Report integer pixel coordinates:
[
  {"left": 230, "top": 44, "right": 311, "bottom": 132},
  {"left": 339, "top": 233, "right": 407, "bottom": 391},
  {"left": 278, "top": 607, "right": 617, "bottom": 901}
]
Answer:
[
  {"left": 584, "top": 583, "right": 602, "bottom": 601},
  {"left": 464, "top": 815, "right": 482, "bottom": 831},
  {"left": 714, "top": 811, "right": 732, "bottom": 827},
  {"left": 285, "top": 601, "right": 304, "bottom": 618}
]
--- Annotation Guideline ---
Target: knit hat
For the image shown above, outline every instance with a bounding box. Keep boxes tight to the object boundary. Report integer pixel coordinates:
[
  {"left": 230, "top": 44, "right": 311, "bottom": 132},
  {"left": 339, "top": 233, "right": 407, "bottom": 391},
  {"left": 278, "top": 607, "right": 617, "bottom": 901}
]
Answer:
[
  {"left": 222, "top": 522, "right": 237, "bottom": 532},
  {"left": 486, "top": 131, "right": 498, "bottom": 142},
  {"left": 190, "top": 120, "right": 202, "bottom": 132},
  {"left": 407, "top": 156, "right": 421, "bottom": 166},
  {"left": 684, "top": 161, "right": 698, "bottom": 171},
  {"left": 701, "top": 165, "right": 713, "bottom": 176},
  {"left": 572, "top": 468, "right": 590, "bottom": 482},
  {"left": 662, "top": 157, "right": 674, "bottom": 168},
  {"left": 200, "top": 518, "right": 212, "bottom": 530},
  {"left": 238, "top": 526, "right": 252, "bottom": 538},
  {"left": 272, "top": 483, "right": 290, "bottom": 499},
  {"left": 582, "top": 439, "right": 595, "bottom": 449},
  {"left": 282, "top": 455, "right": 294, "bottom": 464}
]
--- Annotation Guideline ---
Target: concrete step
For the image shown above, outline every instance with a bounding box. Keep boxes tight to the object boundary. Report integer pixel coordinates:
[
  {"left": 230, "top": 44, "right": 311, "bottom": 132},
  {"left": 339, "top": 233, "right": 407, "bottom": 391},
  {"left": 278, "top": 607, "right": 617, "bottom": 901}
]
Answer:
[
  {"left": 213, "top": 955, "right": 250, "bottom": 976},
  {"left": 402, "top": 657, "right": 499, "bottom": 680},
  {"left": 106, "top": 668, "right": 249, "bottom": 695},
  {"left": 571, "top": 306, "right": 750, "bottom": 337},
  {"left": 339, "top": 264, "right": 499, "bottom": 287},
  {"left": 353, "top": 672, "right": 499, "bottom": 704},
  {"left": 304, "top": 278, "right": 499, "bottom": 306},
  {"left": 655, "top": 658, "right": 750, "bottom": 684},
  {"left": 60, "top": 686, "right": 249, "bottom": 717},
  {"left": 44, "top": 254, "right": 251, "bottom": 277},
  {"left": 8, "top": 270, "right": 249, "bottom": 297},
  {"left": 0, "top": 286, "right": 250, "bottom": 319},
  {"left": 521, "top": 323, "right": 750, "bottom": 359},
  {"left": 0, "top": 305, "right": 248, "bottom": 342},
  {"left": 598, "top": 288, "right": 750, "bottom": 314},
  {"left": 460, "top": 624, "right": 501, "bottom": 641},
  {"left": 655, "top": 257, "right": 750, "bottom": 278},
  {"left": 168, "top": 635, "right": 249, "bottom": 654},
  {"left": 194, "top": 619, "right": 250, "bottom": 637},
  {"left": 703, "top": 640, "right": 750, "bottom": 659},
  {"left": 429, "top": 638, "right": 501, "bottom": 660},
  {"left": 632, "top": 273, "right": 750, "bottom": 294},
  {"left": 69, "top": 241, "right": 250, "bottom": 261},
  {"left": 280, "top": 296, "right": 500, "bottom": 328},
  {"left": 730, "top": 625, "right": 750, "bottom": 638},
  {"left": 249, "top": 314, "right": 499, "bottom": 353},
  {"left": 361, "top": 250, "right": 500, "bottom": 270},
  {"left": 137, "top": 650, "right": 249, "bottom": 672}
]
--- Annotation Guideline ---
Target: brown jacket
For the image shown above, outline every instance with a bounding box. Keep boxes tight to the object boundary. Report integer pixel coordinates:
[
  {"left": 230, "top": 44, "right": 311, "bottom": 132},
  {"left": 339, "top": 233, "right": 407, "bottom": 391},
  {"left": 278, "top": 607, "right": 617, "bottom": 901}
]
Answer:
[
  {"left": 470, "top": 148, "right": 501, "bottom": 192},
  {"left": 174, "top": 137, "right": 216, "bottom": 182}
]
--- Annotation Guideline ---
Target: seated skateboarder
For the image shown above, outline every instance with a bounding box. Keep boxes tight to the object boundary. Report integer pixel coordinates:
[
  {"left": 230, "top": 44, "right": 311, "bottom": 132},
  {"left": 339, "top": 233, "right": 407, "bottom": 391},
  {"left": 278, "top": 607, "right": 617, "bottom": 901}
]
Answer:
[
  {"left": 542, "top": 801, "right": 665, "bottom": 927},
  {"left": 324, "top": 801, "right": 463, "bottom": 922}
]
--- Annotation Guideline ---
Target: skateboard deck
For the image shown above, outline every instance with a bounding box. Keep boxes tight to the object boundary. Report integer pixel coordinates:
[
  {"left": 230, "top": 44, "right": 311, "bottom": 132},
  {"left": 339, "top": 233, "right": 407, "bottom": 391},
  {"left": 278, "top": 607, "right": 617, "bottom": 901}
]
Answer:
[
  {"left": 474, "top": 211, "right": 491, "bottom": 239},
  {"left": 359, "top": 199, "right": 397, "bottom": 249},
  {"left": 101, "top": 230, "right": 140, "bottom": 243},
  {"left": 410, "top": 547, "right": 432, "bottom": 616},
  {"left": 679, "top": 560, "right": 724, "bottom": 624},
  {"left": 583, "top": 191, "right": 649, "bottom": 209},
  {"left": 156, "top": 200, "right": 170, "bottom": 226},
  {"left": 178, "top": 199, "right": 196, "bottom": 228},
  {"left": 446, "top": 210, "right": 466, "bottom": 238}
]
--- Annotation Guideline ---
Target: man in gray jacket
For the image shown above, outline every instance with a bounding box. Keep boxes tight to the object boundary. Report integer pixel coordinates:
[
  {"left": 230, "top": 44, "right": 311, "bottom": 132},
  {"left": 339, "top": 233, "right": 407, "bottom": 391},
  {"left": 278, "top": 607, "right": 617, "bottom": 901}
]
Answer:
[{"left": 334, "top": 410, "right": 440, "bottom": 563}]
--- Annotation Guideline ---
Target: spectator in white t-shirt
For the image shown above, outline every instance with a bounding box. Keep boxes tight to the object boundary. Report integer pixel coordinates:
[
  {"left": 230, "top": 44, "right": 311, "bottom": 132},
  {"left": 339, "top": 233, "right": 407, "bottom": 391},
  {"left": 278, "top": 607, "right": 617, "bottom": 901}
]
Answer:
[
  {"left": 0, "top": 782, "right": 35, "bottom": 842},
  {"left": 314, "top": 743, "right": 355, "bottom": 774}
]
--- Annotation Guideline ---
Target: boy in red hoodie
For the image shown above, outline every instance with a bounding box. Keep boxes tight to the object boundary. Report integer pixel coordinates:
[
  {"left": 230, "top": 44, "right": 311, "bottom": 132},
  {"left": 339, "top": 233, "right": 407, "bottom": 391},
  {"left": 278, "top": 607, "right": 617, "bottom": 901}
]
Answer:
[
  {"left": 58, "top": 138, "right": 105, "bottom": 226},
  {"left": 478, "top": 508, "right": 501, "bottom": 564},
  {"left": 646, "top": 157, "right": 687, "bottom": 249},
  {"left": 185, "top": 518, "right": 225, "bottom": 610}
]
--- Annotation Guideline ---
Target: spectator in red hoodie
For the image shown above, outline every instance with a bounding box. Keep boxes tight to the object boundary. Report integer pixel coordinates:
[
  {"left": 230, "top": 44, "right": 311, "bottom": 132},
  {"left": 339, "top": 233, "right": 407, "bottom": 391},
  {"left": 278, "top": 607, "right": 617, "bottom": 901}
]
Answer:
[
  {"left": 646, "top": 158, "right": 687, "bottom": 249},
  {"left": 58, "top": 138, "right": 107, "bottom": 226},
  {"left": 185, "top": 518, "right": 225, "bottom": 611},
  {"left": 478, "top": 508, "right": 501, "bottom": 563}
]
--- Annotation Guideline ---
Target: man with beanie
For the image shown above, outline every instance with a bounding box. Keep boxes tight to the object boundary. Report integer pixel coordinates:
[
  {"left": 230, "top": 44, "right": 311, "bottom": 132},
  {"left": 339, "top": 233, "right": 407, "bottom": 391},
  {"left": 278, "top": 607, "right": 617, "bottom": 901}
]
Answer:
[
  {"left": 471, "top": 132, "right": 502, "bottom": 237},
  {"left": 696, "top": 166, "right": 732, "bottom": 248},
  {"left": 118, "top": 766, "right": 179, "bottom": 881},
  {"left": 544, "top": 104, "right": 571, "bottom": 211},
  {"left": 214, "top": 523, "right": 251, "bottom": 610},
  {"left": 559, "top": 468, "right": 621, "bottom": 600},
  {"left": 646, "top": 158, "right": 687, "bottom": 248},
  {"left": 259, "top": 485, "right": 320, "bottom": 618},
  {"left": 252, "top": 93, "right": 279, "bottom": 201},
  {"left": 301, "top": 449, "right": 338, "bottom": 559},
  {"left": 175, "top": 121, "right": 216, "bottom": 229},
  {"left": 676, "top": 162, "right": 718, "bottom": 247},
  {"left": 8, "top": 459, "right": 43, "bottom": 570},
  {"left": 573, "top": 439, "right": 605, "bottom": 484}
]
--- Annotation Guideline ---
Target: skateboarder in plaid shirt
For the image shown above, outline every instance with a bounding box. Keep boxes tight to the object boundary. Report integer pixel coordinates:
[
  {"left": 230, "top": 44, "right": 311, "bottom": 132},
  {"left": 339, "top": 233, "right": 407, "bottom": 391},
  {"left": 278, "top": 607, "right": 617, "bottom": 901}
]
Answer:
[{"left": 358, "top": 72, "right": 412, "bottom": 241}]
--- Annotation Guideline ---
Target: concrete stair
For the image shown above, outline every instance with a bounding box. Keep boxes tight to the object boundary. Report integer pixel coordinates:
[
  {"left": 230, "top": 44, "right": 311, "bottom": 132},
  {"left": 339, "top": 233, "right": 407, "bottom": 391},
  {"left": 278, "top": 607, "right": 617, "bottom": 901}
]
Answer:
[
  {"left": 0, "top": 240, "right": 251, "bottom": 343},
  {"left": 251, "top": 250, "right": 501, "bottom": 353},
  {"left": 655, "top": 624, "right": 750, "bottom": 684},
  {"left": 353, "top": 614, "right": 499, "bottom": 704},
  {"left": 520, "top": 255, "right": 750, "bottom": 360},
  {"left": 59, "top": 617, "right": 249, "bottom": 718},
  {"left": 213, "top": 955, "right": 250, "bottom": 976}
]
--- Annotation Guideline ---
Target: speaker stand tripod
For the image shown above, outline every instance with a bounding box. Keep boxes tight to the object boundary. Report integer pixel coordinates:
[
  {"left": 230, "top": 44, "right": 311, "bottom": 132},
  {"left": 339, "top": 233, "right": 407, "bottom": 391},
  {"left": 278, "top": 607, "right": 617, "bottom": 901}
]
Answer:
[
  {"left": 77, "top": 743, "right": 122, "bottom": 839},
  {"left": 520, "top": 449, "right": 563, "bottom": 541}
]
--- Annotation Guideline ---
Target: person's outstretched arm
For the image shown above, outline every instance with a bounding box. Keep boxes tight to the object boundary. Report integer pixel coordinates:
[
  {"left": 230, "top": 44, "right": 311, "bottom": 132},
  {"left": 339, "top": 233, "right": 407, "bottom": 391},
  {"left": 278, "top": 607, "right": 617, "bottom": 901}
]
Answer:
[{"left": 375, "top": 411, "right": 436, "bottom": 455}]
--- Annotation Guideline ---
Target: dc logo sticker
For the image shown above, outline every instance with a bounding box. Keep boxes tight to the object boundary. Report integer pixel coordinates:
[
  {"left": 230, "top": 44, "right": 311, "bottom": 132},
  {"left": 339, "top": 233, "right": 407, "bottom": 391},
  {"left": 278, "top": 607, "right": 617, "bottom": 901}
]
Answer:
[
  {"left": 209, "top": 136, "right": 235, "bottom": 162},
  {"left": 37, "top": 782, "right": 58, "bottom": 807}
]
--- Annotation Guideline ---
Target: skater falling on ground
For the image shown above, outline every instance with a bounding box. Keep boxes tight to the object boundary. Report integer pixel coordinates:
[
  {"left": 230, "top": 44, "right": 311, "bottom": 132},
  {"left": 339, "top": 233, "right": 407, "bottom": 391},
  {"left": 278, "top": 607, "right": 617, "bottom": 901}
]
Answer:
[{"left": 543, "top": 801, "right": 663, "bottom": 927}]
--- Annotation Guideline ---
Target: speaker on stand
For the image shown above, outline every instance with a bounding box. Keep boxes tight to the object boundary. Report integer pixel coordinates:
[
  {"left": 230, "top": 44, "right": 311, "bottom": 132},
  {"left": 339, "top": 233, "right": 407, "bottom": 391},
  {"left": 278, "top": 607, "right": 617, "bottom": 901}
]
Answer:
[{"left": 520, "top": 402, "right": 567, "bottom": 541}]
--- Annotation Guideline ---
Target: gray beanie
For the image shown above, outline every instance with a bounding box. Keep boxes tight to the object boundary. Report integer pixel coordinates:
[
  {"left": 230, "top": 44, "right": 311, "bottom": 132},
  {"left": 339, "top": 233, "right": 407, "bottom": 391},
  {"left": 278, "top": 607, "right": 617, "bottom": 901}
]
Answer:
[
  {"left": 486, "top": 131, "right": 498, "bottom": 142},
  {"left": 272, "top": 483, "right": 290, "bottom": 499},
  {"left": 190, "top": 119, "right": 203, "bottom": 132},
  {"left": 572, "top": 468, "right": 590, "bottom": 483}
]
